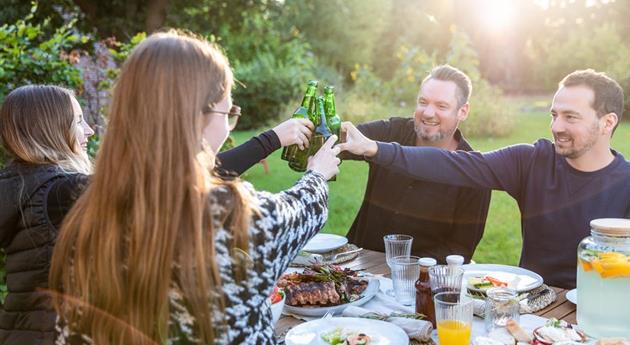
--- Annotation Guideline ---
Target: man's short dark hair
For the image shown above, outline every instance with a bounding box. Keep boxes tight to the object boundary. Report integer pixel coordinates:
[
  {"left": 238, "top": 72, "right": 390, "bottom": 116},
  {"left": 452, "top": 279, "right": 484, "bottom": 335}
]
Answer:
[
  {"left": 422, "top": 64, "right": 472, "bottom": 108},
  {"left": 559, "top": 69, "right": 624, "bottom": 133}
]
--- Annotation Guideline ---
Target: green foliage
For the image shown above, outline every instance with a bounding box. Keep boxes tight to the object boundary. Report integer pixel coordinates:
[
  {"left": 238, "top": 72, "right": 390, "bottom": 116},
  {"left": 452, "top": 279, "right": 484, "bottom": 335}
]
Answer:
[
  {"left": 107, "top": 32, "right": 146, "bottom": 63},
  {"left": 0, "top": 2, "right": 84, "bottom": 102},
  {"left": 530, "top": 24, "right": 630, "bottom": 119},
  {"left": 462, "top": 80, "right": 516, "bottom": 138},
  {"left": 228, "top": 13, "right": 318, "bottom": 129},
  {"left": 281, "top": 0, "right": 390, "bottom": 79}
]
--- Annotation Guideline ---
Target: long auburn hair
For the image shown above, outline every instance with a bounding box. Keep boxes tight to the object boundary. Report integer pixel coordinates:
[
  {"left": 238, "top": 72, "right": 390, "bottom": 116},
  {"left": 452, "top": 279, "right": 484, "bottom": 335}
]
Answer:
[
  {"left": 0, "top": 85, "right": 91, "bottom": 174},
  {"left": 49, "top": 30, "right": 252, "bottom": 344}
]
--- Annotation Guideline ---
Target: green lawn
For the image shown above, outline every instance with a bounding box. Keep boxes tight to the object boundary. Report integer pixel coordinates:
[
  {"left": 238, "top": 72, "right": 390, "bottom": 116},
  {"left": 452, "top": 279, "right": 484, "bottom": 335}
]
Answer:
[{"left": 232, "top": 108, "right": 630, "bottom": 266}]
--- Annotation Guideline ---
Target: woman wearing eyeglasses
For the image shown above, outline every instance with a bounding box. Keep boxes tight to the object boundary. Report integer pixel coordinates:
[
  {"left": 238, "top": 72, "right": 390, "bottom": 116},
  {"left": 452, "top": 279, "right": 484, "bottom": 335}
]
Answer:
[{"left": 49, "top": 30, "right": 339, "bottom": 345}]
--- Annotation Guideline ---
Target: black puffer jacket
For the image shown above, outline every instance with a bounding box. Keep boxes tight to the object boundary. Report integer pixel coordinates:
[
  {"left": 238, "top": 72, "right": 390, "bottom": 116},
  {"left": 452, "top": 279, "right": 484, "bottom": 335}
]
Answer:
[{"left": 0, "top": 163, "right": 88, "bottom": 345}]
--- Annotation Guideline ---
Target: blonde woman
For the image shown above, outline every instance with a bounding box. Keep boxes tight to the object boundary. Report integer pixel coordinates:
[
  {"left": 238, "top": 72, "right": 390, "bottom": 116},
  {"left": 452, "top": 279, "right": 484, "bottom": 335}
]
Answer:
[
  {"left": 0, "top": 85, "right": 94, "bottom": 345},
  {"left": 50, "top": 31, "right": 339, "bottom": 345}
]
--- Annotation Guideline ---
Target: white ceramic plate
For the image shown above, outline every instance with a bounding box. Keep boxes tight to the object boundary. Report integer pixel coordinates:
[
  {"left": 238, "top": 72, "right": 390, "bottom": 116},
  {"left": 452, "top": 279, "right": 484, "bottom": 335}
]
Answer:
[
  {"left": 565, "top": 288, "right": 577, "bottom": 304},
  {"left": 283, "top": 278, "right": 380, "bottom": 317},
  {"left": 285, "top": 316, "right": 409, "bottom": 345},
  {"left": 463, "top": 264, "right": 544, "bottom": 293},
  {"left": 302, "top": 234, "right": 348, "bottom": 254}
]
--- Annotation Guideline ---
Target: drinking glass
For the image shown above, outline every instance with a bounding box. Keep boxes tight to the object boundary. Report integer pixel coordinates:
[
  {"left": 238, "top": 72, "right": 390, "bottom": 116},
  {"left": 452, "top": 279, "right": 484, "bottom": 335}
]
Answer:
[
  {"left": 384, "top": 234, "right": 413, "bottom": 267},
  {"left": 390, "top": 255, "right": 421, "bottom": 306},
  {"left": 429, "top": 265, "right": 464, "bottom": 294},
  {"left": 434, "top": 292, "right": 474, "bottom": 345},
  {"left": 484, "top": 287, "right": 520, "bottom": 332}
]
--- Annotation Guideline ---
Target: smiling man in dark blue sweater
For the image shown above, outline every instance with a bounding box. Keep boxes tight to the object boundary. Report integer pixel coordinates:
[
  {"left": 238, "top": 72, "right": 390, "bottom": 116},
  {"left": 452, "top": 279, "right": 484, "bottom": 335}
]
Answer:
[{"left": 338, "top": 69, "right": 630, "bottom": 289}]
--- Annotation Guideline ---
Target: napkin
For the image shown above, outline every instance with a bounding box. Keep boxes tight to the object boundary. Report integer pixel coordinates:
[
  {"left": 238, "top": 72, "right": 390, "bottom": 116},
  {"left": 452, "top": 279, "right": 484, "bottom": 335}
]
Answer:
[{"left": 342, "top": 305, "right": 433, "bottom": 340}]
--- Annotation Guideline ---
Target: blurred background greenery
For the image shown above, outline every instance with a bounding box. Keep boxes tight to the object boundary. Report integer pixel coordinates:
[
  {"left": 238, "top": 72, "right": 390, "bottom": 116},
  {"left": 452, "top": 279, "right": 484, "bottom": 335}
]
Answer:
[{"left": 1, "top": 1, "right": 630, "bottom": 295}]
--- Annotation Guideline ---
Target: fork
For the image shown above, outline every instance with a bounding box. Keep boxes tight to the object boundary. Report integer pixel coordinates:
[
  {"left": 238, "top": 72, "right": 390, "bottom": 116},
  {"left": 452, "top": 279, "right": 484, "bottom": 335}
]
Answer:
[{"left": 314, "top": 248, "right": 363, "bottom": 263}]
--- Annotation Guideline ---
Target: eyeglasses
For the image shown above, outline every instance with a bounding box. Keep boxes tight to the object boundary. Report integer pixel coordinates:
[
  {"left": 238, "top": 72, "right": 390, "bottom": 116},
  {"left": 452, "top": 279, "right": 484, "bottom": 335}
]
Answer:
[{"left": 203, "top": 104, "right": 241, "bottom": 130}]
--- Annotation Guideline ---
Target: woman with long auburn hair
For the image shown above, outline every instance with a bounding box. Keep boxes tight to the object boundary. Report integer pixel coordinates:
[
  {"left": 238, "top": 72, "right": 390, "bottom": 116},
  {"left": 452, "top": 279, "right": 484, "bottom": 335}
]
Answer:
[
  {"left": 0, "top": 84, "right": 94, "bottom": 345},
  {"left": 50, "top": 30, "right": 339, "bottom": 345}
]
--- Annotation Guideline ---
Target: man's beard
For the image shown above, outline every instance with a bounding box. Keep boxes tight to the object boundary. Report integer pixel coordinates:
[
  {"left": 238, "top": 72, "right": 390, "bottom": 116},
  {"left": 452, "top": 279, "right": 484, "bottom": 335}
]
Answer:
[
  {"left": 414, "top": 122, "right": 457, "bottom": 142},
  {"left": 554, "top": 121, "right": 600, "bottom": 159}
]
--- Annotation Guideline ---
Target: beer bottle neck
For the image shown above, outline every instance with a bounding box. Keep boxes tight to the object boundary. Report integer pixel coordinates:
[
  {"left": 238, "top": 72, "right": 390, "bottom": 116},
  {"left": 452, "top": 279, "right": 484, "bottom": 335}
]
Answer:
[
  {"left": 324, "top": 95, "right": 336, "bottom": 118},
  {"left": 302, "top": 86, "right": 317, "bottom": 108}
]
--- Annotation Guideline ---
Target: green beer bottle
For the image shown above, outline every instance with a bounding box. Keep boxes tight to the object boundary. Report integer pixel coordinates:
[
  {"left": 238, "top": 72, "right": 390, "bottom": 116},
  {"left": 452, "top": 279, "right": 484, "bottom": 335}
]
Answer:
[
  {"left": 281, "top": 80, "right": 319, "bottom": 161},
  {"left": 323, "top": 86, "right": 341, "bottom": 138},
  {"left": 324, "top": 86, "right": 343, "bottom": 169},
  {"left": 309, "top": 96, "right": 336, "bottom": 181},
  {"left": 288, "top": 94, "right": 318, "bottom": 172}
]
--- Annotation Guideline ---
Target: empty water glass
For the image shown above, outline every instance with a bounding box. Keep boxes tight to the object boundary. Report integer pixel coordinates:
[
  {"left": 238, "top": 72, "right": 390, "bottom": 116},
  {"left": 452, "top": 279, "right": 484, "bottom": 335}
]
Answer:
[
  {"left": 384, "top": 234, "right": 413, "bottom": 267},
  {"left": 484, "top": 287, "right": 520, "bottom": 332},
  {"left": 390, "top": 255, "right": 421, "bottom": 306},
  {"left": 429, "top": 265, "right": 464, "bottom": 294}
]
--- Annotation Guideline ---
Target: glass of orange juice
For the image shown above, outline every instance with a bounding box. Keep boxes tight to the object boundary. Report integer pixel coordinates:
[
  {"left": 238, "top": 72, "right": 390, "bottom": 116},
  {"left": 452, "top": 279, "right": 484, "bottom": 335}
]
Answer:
[{"left": 434, "top": 292, "right": 474, "bottom": 345}]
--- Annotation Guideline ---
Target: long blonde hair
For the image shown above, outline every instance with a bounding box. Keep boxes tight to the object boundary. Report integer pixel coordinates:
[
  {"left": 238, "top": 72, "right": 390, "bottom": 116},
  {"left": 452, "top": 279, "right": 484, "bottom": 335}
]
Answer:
[
  {"left": 0, "top": 85, "right": 91, "bottom": 174},
  {"left": 50, "top": 30, "right": 252, "bottom": 344}
]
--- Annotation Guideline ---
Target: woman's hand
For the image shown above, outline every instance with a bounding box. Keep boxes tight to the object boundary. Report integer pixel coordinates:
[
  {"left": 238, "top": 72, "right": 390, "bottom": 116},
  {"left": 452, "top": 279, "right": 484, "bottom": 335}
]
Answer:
[
  {"left": 307, "top": 135, "right": 341, "bottom": 180},
  {"left": 272, "top": 118, "right": 314, "bottom": 150}
]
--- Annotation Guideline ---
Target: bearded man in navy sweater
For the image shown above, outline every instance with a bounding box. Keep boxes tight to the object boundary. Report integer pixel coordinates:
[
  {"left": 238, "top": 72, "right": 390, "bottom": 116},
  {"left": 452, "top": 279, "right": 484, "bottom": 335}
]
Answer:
[{"left": 338, "top": 69, "right": 630, "bottom": 289}]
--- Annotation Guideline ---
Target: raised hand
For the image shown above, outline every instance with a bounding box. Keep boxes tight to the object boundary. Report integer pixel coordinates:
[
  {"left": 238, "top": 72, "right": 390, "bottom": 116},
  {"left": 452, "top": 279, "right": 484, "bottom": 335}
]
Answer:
[
  {"left": 336, "top": 122, "right": 378, "bottom": 157},
  {"left": 272, "top": 118, "right": 314, "bottom": 150},
  {"left": 307, "top": 135, "right": 341, "bottom": 180}
]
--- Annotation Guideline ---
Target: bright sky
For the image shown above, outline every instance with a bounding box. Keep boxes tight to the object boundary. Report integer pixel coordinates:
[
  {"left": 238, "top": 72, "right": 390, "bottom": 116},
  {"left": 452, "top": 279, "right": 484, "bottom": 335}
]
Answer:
[
  {"left": 477, "top": 0, "right": 518, "bottom": 32},
  {"left": 476, "top": 0, "right": 615, "bottom": 32}
]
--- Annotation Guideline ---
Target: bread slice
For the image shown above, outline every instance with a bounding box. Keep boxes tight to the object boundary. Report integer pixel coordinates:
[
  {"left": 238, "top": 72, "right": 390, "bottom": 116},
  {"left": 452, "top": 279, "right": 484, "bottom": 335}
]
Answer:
[{"left": 506, "top": 320, "right": 532, "bottom": 342}]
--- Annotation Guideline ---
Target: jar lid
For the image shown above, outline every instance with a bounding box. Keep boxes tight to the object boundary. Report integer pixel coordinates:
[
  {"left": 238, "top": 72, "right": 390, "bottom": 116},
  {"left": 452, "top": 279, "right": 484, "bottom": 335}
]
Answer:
[
  {"left": 419, "top": 257, "right": 437, "bottom": 267},
  {"left": 590, "top": 218, "right": 630, "bottom": 236},
  {"left": 446, "top": 255, "right": 464, "bottom": 266}
]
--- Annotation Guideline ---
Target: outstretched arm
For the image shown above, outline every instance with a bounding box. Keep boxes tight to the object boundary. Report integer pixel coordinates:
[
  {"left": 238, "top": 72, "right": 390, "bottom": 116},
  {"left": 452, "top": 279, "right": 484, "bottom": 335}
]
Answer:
[
  {"left": 217, "top": 118, "right": 314, "bottom": 175},
  {"left": 337, "top": 122, "right": 533, "bottom": 197}
]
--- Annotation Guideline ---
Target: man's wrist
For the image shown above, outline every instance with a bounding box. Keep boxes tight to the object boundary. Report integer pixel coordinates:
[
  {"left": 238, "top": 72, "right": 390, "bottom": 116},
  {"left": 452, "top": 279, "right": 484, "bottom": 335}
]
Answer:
[{"left": 365, "top": 140, "right": 378, "bottom": 157}]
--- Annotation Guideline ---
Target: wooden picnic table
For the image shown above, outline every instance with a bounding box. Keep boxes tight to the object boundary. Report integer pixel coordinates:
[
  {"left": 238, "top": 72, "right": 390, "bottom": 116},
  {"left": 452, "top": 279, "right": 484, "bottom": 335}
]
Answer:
[{"left": 276, "top": 249, "right": 576, "bottom": 337}]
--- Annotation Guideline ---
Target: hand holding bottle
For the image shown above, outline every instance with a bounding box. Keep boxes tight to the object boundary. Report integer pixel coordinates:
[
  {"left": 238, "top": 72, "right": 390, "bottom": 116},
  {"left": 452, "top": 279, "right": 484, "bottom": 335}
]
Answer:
[
  {"left": 307, "top": 135, "right": 341, "bottom": 180},
  {"left": 273, "top": 118, "right": 314, "bottom": 150},
  {"left": 336, "top": 122, "right": 378, "bottom": 157}
]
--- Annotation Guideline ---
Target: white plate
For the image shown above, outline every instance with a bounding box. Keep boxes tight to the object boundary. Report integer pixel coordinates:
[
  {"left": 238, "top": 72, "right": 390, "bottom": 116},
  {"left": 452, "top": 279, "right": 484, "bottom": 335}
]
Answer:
[
  {"left": 285, "top": 316, "right": 409, "bottom": 345},
  {"left": 566, "top": 288, "right": 577, "bottom": 304},
  {"left": 302, "top": 234, "right": 348, "bottom": 254},
  {"left": 283, "top": 278, "right": 380, "bottom": 317},
  {"left": 463, "top": 264, "right": 544, "bottom": 293}
]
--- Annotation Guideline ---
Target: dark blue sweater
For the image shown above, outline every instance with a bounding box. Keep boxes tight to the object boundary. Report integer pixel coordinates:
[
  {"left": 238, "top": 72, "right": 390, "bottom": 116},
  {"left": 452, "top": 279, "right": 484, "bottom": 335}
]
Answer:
[{"left": 371, "top": 138, "right": 630, "bottom": 288}]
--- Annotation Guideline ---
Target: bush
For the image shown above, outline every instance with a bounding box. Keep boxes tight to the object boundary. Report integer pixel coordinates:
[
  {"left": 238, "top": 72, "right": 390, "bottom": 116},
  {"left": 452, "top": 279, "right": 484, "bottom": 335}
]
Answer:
[
  {"left": 530, "top": 24, "right": 630, "bottom": 120},
  {"left": 228, "top": 14, "right": 318, "bottom": 129},
  {"left": 462, "top": 80, "right": 516, "bottom": 138},
  {"left": 0, "top": 3, "right": 85, "bottom": 102}
]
